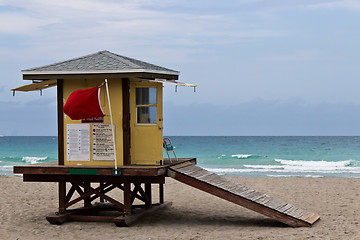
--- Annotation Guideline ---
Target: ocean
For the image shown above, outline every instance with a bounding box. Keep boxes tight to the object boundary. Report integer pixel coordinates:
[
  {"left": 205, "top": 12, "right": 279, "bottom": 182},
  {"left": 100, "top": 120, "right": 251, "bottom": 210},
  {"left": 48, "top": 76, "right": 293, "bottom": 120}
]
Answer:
[
  {"left": 0, "top": 136, "right": 58, "bottom": 175},
  {"left": 1, "top": 136, "right": 360, "bottom": 178}
]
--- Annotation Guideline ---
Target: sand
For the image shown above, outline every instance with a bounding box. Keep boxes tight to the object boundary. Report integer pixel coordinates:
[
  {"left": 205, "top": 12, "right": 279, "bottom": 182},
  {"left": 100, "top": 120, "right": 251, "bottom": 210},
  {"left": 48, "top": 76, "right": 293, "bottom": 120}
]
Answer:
[{"left": 1, "top": 175, "right": 359, "bottom": 240}]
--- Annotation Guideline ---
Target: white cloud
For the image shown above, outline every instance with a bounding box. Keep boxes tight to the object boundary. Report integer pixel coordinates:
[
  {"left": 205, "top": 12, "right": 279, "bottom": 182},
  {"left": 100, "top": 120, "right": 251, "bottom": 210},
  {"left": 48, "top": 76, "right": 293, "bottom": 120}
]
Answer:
[
  {"left": 0, "top": 0, "right": 292, "bottom": 74},
  {"left": 0, "top": 12, "right": 59, "bottom": 34},
  {"left": 0, "top": 0, "right": 286, "bottom": 48},
  {"left": 2, "top": 0, "right": 360, "bottom": 136},
  {"left": 307, "top": 0, "right": 360, "bottom": 11}
]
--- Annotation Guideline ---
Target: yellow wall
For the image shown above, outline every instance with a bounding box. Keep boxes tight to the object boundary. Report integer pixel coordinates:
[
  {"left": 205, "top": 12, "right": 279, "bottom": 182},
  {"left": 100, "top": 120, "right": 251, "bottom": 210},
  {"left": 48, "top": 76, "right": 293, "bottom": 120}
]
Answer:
[{"left": 63, "top": 78, "right": 124, "bottom": 166}]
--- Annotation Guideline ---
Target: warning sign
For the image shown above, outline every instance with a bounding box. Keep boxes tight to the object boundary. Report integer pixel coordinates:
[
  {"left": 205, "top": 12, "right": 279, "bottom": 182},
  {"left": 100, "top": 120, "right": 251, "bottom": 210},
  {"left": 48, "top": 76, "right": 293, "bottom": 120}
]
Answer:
[
  {"left": 92, "top": 123, "right": 115, "bottom": 161},
  {"left": 66, "top": 124, "right": 90, "bottom": 161}
]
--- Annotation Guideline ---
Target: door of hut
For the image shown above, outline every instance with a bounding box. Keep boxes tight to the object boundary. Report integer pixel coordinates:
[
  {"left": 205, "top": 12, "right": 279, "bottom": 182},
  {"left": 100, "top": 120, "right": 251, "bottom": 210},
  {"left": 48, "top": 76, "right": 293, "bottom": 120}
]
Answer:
[{"left": 130, "top": 82, "right": 163, "bottom": 165}]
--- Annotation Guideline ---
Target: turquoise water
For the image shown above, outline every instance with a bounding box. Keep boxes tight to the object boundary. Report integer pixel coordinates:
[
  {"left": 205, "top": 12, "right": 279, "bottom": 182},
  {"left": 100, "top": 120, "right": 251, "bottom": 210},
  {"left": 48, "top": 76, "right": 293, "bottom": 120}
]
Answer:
[
  {"left": 167, "top": 136, "right": 360, "bottom": 178},
  {"left": 0, "top": 136, "right": 58, "bottom": 175},
  {"left": 2, "top": 136, "right": 360, "bottom": 177}
]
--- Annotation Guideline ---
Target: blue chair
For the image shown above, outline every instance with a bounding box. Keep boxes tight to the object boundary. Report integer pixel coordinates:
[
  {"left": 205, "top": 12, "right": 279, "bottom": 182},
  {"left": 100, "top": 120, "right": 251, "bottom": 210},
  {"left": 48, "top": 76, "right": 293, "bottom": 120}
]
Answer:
[{"left": 163, "top": 138, "right": 177, "bottom": 161}]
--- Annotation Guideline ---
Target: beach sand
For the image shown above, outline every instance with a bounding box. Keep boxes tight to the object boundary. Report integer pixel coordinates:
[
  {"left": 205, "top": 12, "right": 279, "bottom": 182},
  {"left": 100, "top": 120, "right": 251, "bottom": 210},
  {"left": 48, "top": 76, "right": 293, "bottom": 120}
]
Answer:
[{"left": 1, "top": 175, "right": 359, "bottom": 240}]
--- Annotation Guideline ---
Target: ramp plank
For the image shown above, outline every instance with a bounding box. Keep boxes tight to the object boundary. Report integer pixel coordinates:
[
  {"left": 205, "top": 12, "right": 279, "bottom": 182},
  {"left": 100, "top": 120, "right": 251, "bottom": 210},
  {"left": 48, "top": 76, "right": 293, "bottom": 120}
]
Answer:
[{"left": 167, "top": 164, "right": 320, "bottom": 228}]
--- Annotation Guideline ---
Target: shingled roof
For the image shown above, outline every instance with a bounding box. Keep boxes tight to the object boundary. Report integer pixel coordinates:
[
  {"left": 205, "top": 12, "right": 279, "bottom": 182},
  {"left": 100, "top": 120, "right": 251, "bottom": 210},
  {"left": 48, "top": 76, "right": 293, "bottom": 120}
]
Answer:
[{"left": 22, "top": 50, "right": 179, "bottom": 80}]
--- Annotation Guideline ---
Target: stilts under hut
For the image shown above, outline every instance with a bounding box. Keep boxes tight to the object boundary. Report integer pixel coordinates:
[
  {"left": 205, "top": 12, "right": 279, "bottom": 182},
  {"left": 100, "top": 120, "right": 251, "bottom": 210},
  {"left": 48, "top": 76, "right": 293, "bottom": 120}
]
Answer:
[{"left": 13, "top": 50, "right": 319, "bottom": 227}]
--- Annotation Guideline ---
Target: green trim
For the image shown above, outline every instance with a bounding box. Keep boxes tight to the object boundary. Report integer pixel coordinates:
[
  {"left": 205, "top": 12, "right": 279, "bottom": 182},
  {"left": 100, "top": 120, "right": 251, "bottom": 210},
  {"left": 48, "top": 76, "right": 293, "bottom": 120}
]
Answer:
[{"left": 69, "top": 169, "right": 98, "bottom": 175}]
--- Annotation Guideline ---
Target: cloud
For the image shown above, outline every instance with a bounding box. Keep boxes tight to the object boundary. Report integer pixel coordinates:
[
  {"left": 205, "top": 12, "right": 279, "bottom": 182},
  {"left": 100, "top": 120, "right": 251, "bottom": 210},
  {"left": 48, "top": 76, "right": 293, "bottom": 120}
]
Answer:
[
  {"left": 0, "top": 0, "right": 290, "bottom": 59},
  {"left": 0, "top": 13, "right": 53, "bottom": 34},
  {"left": 1, "top": 0, "right": 360, "bottom": 137},
  {"left": 307, "top": 0, "right": 360, "bottom": 11}
]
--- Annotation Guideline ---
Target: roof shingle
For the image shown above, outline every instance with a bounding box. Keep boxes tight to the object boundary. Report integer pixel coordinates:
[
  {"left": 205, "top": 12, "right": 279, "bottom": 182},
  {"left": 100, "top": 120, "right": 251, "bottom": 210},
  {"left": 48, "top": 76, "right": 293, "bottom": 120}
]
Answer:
[{"left": 23, "top": 50, "right": 178, "bottom": 74}]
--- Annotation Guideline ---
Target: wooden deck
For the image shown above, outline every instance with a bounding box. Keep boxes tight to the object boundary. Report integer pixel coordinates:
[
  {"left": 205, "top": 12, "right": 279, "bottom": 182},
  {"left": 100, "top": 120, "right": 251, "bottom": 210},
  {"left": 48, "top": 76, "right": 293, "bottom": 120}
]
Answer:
[
  {"left": 167, "top": 162, "right": 320, "bottom": 228},
  {"left": 13, "top": 158, "right": 195, "bottom": 226},
  {"left": 13, "top": 158, "right": 320, "bottom": 227},
  {"left": 14, "top": 158, "right": 196, "bottom": 183},
  {"left": 14, "top": 158, "right": 196, "bottom": 178}
]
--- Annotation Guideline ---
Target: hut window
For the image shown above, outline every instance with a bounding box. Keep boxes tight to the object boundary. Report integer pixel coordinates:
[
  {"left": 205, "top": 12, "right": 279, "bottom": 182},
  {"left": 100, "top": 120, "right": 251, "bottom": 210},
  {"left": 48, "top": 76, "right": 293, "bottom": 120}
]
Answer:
[{"left": 136, "top": 87, "right": 157, "bottom": 124}]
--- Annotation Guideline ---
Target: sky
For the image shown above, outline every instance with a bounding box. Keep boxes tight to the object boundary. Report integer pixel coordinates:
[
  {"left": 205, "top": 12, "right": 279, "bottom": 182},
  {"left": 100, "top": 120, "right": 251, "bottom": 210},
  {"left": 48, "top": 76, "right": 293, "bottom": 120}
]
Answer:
[{"left": 1, "top": 0, "right": 360, "bottom": 136}]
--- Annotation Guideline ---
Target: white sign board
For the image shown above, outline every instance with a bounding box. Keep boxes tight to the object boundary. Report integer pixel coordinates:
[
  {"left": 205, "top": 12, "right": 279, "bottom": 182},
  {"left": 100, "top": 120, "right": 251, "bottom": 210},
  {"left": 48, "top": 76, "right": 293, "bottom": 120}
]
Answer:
[
  {"left": 66, "top": 124, "right": 90, "bottom": 161},
  {"left": 92, "top": 123, "right": 115, "bottom": 161}
]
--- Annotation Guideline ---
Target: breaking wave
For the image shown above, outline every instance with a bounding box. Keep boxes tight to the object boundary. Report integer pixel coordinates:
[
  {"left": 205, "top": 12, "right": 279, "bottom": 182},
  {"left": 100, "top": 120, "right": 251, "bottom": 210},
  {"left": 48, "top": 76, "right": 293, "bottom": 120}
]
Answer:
[
  {"left": 231, "top": 154, "right": 253, "bottom": 159},
  {"left": 205, "top": 159, "right": 360, "bottom": 177},
  {"left": 22, "top": 156, "right": 48, "bottom": 164}
]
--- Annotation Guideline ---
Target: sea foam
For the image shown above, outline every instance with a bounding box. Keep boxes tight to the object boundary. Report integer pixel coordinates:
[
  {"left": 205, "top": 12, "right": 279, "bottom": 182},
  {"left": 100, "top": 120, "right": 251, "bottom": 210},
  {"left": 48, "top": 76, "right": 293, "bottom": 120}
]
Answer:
[
  {"left": 22, "top": 156, "right": 48, "bottom": 164},
  {"left": 205, "top": 158, "right": 360, "bottom": 177},
  {"left": 266, "top": 174, "right": 324, "bottom": 178},
  {"left": 243, "top": 159, "right": 360, "bottom": 174},
  {"left": 231, "top": 154, "right": 252, "bottom": 159}
]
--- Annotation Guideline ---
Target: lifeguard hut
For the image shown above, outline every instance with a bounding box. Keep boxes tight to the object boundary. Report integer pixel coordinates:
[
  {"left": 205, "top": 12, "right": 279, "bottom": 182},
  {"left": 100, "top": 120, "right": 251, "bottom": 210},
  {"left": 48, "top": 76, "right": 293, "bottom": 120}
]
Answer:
[{"left": 14, "top": 51, "right": 319, "bottom": 227}]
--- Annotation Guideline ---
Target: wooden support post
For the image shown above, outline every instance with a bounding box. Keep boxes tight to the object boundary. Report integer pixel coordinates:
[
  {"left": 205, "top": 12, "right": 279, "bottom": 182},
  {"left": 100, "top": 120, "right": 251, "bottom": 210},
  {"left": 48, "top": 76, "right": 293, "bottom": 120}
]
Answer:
[
  {"left": 122, "top": 78, "right": 131, "bottom": 165},
  {"left": 57, "top": 79, "right": 64, "bottom": 165},
  {"left": 124, "top": 182, "right": 131, "bottom": 216},
  {"left": 58, "top": 181, "right": 66, "bottom": 214},
  {"left": 159, "top": 183, "right": 164, "bottom": 204},
  {"left": 145, "top": 183, "right": 152, "bottom": 208}
]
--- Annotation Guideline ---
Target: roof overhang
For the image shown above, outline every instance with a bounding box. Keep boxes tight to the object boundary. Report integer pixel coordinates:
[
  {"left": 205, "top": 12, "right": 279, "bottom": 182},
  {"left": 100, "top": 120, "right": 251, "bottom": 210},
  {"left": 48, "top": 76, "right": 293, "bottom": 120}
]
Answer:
[
  {"left": 11, "top": 79, "right": 57, "bottom": 92},
  {"left": 12, "top": 78, "right": 197, "bottom": 94},
  {"left": 147, "top": 79, "right": 197, "bottom": 87},
  {"left": 136, "top": 78, "right": 197, "bottom": 92},
  {"left": 22, "top": 69, "right": 179, "bottom": 81}
]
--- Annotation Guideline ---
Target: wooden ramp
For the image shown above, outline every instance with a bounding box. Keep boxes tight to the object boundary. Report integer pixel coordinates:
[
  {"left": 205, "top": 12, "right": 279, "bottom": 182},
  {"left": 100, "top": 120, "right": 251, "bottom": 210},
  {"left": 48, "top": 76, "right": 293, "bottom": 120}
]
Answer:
[{"left": 167, "top": 162, "right": 320, "bottom": 227}]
